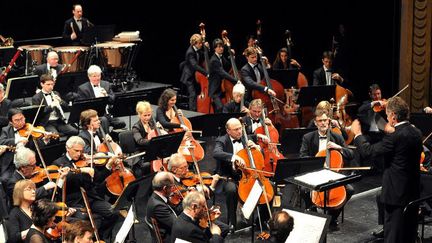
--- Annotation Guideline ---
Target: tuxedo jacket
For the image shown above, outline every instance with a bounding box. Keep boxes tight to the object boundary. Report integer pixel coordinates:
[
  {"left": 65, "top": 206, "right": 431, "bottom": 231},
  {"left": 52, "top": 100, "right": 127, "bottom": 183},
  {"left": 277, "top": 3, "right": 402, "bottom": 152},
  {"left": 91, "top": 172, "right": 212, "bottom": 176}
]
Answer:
[
  {"left": 132, "top": 120, "right": 154, "bottom": 150},
  {"left": 312, "top": 66, "right": 346, "bottom": 87},
  {"left": 171, "top": 212, "right": 223, "bottom": 243},
  {"left": 180, "top": 45, "right": 207, "bottom": 85},
  {"left": 76, "top": 81, "right": 115, "bottom": 104},
  {"left": 146, "top": 192, "right": 177, "bottom": 243},
  {"left": 213, "top": 133, "right": 248, "bottom": 179},
  {"left": 6, "top": 170, "right": 50, "bottom": 201},
  {"left": 78, "top": 129, "right": 107, "bottom": 154},
  {"left": 240, "top": 63, "right": 266, "bottom": 100},
  {"left": 33, "top": 64, "right": 64, "bottom": 77},
  {"left": 299, "top": 130, "right": 354, "bottom": 160},
  {"left": 222, "top": 100, "right": 249, "bottom": 113},
  {"left": 354, "top": 122, "right": 422, "bottom": 206},
  {"left": 208, "top": 54, "right": 236, "bottom": 97},
  {"left": 31, "top": 91, "right": 68, "bottom": 126},
  {"left": 62, "top": 17, "right": 92, "bottom": 46},
  {"left": 0, "top": 99, "right": 11, "bottom": 128}
]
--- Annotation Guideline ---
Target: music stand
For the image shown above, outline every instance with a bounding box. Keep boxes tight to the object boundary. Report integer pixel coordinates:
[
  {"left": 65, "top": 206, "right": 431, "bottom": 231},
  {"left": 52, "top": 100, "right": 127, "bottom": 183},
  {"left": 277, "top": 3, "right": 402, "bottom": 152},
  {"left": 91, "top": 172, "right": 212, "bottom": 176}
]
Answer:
[
  {"left": 5, "top": 75, "right": 39, "bottom": 100},
  {"left": 283, "top": 207, "right": 330, "bottom": 243},
  {"left": 55, "top": 71, "right": 89, "bottom": 98},
  {"left": 0, "top": 46, "right": 15, "bottom": 67},
  {"left": 68, "top": 97, "right": 109, "bottom": 125},
  {"left": 268, "top": 69, "right": 299, "bottom": 88},
  {"left": 273, "top": 157, "right": 325, "bottom": 185},
  {"left": 111, "top": 94, "right": 149, "bottom": 128},
  {"left": 296, "top": 85, "right": 336, "bottom": 107},
  {"left": 144, "top": 132, "right": 186, "bottom": 162},
  {"left": 20, "top": 105, "right": 45, "bottom": 126},
  {"left": 84, "top": 25, "right": 116, "bottom": 45},
  {"left": 410, "top": 113, "right": 432, "bottom": 137},
  {"left": 188, "top": 113, "right": 245, "bottom": 137},
  {"left": 35, "top": 141, "right": 66, "bottom": 166},
  {"left": 280, "top": 128, "right": 316, "bottom": 157}
]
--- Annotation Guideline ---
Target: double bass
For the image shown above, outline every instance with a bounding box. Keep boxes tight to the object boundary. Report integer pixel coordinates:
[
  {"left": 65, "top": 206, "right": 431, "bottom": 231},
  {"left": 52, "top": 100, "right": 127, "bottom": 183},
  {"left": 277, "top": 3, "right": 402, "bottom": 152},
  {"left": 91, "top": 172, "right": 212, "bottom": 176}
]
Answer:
[
  {"left": 221, "top": 30, "right": 241, "bottom": 103},
  {"left": 195, "top": 23, "right": 213, "bottom": 114}
]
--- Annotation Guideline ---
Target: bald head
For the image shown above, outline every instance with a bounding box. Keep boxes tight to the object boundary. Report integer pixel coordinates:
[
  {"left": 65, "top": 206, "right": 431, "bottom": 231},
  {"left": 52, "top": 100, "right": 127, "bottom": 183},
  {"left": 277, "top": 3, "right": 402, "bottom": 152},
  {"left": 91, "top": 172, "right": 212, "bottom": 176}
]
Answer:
[
  {"left": 226, "top": 118, "right": 241, "bottom": 130},
  {"left": 152, "top": 171, "right": 174, "bottom": 191}
]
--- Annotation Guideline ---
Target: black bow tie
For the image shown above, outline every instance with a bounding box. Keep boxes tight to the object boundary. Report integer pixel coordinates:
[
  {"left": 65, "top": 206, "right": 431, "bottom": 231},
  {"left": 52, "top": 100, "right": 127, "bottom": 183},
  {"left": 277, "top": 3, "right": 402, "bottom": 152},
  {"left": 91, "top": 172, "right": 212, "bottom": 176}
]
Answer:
[
  {"left": 232, "top": 139, "right": 242, "bottom": 144},
  {"left": 44, "top": 92, "right": 52, "bottom": 96},
  {"left": 325, "top": 69, "right": 332, "bottom": 73},
  {"left": 319, "top": 136, "right": 327, "bottom": 140},
  {"left": 252, "top": 119, "right": 260, "bottom": 124},
  {"left": 76, "top": 19, "right": 82, "bottom": 22},
  {"left": 50, "top": 66, "right": 56, "bottom": 69},
  {"left": 93, "top": 85, "right": 99, "bottom": 88}
]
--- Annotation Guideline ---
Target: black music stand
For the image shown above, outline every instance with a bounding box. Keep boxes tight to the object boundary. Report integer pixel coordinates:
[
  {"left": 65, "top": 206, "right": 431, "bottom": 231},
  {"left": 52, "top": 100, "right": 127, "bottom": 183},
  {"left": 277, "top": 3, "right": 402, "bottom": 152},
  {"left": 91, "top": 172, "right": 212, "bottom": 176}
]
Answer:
[
  {"left": 20, "top": 105, "right": 45, "bottom": 126},
  {"left": 280, "top": 127, "right": 317, "bottom": 157},
  {"left": 273, "top": 157, "right": 325, "bottom": 185},
  {"left": 297, "top": 85, "right": 336, "bottom": 107},
  {"left": 55, "top": 71, "right": 89, "bottom": 99},
  {"left": 111, "top": 94, "right": 149, "bottom": 128},
  {"left": 410, "top": 113, "right": 432, "bottom": 137},
  {"left": 189, "top": 113, "right": 245, "bottom": 137},
  {"left": 5, "top": 75, "right": 39, "bottom": 100},
  {"left": 35, "top": 141, "right": 66, "bottom": 166},
  {"left": 68, "top": 97, "right": 109, "bottom": 125},
  {"left": 144, "top": 132, "right": 186, "bottom": 162},
  {"left": 268, "top": 69, "right": 299, "bottom": 88}
]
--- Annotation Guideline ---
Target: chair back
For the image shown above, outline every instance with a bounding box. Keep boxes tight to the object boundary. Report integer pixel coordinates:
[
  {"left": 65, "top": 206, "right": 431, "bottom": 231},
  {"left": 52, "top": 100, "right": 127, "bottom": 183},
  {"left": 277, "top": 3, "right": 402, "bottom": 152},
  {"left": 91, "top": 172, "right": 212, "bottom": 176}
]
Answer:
[
  {"left": 144, "top": 216, "right": 163, "bottom": 243},
  {"left": 119, "top": 130, "right": 137, "bottom": 154}
]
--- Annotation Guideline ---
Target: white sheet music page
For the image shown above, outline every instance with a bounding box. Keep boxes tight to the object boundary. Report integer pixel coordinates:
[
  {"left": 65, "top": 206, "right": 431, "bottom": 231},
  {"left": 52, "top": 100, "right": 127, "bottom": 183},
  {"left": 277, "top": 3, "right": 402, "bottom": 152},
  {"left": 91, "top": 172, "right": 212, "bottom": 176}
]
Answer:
[
  {"left": 283, "top": 208, "right": 327, "bottom": 243},
  {"left": 294, "top": 169, "right": 346, "bottom": 187}
]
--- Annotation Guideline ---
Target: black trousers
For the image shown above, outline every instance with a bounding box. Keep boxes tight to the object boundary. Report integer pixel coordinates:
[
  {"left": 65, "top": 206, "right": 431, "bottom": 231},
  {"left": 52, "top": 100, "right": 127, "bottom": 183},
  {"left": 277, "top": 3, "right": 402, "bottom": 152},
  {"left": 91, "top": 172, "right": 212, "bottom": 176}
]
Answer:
[{"left": 384, "top": 203, "right": 418, "bottom": 243}]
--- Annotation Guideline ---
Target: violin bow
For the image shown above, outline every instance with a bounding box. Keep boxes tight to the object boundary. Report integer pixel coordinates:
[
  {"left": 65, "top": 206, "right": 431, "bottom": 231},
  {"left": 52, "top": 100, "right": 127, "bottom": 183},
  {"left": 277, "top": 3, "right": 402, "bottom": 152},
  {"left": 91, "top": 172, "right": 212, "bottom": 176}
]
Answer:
[
  {"left": 26, "top": 98, "right": 45, "bottom": 140},
  {"left": 80, "top": 187, "right": 103, "bottom": 243},
  {"left": 89, "top": 124, "right": 94, "bottom": 181}
]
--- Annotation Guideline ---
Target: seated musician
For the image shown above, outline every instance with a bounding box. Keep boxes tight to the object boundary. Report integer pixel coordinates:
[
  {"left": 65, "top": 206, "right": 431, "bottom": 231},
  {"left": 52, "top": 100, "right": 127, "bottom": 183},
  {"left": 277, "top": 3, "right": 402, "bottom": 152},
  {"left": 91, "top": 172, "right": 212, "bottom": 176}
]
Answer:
[
  {"left": 77, "top": 65, "right": 125, "bottom": 129},
  {"left": 257, "top": 210, "right": 294, "bottom": 243},
  {"left": 222, "top": 83, "right": 249, "bottom": 114},
  {"left": 78, "top": 109, "right": 110, "bottom": 154},
  {"left": 213, "top": 118, "right": 267, "bottom": 233},
  {"left": 272, "top": 47, "right": 301, "bottom": 70},
  {"left": 171, "top": 191, "right": 223, "bottom": 243},
  {"left": 25, "top": 199, "right": 59, "bottom": 243},
  {"left": 299, "top": 109, "right": 354, "bottom": 231},
  {"left": 31, "top": 74, "right": 78, "bottom": 136},
  {"left": 307, "top": 100, "right": 348, "bottom": 141},
  {"left": 242, "top": 99, "right": 271, "bottom": 144},
  {"left": 33, "top": 51, "right": 64, "bottom": 80},
  {"left": 131, "top": 101, "right": 154, "bottom": 177},
  {"left": 312, "top": 51, "right": 345, "bottom": 86},
  {"left": 156, "top": 88, "right": 188, "bottom": 132},
  {"left": 6, "top": 147, "right": 65, "bottom": 203},
  {"left": 63, "top": 220, "right": 94, "bottom": 243},
  {"left": 52, "top": 135, "right": 121, "bottom": 242},
  {"left": 240, "top": 47, "right": 276, "bottom": 101},
  {"left": 146, "top": 171, "right": 177, "bottom": 243}
]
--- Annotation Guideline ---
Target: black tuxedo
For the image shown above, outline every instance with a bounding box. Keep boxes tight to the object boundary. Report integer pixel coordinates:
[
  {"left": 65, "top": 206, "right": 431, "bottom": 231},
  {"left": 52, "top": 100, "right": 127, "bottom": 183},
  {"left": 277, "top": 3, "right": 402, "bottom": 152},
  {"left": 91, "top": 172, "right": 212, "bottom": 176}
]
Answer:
[
  {"left": 78, "top": 129, "right": 105, "bottom": 154},
  {"left": 357, "top": 100, "right": 387, "bottom": 135},
  {"left": 242, "top": 115, "right": 262, "bottom": 138},
  {"left": 222, "top": 100, "right": 249, "bottom": 113},
  {"left": 240, "top": 63, "right": 266, "bottom": 100},
  {"left": 312, "top": 66, "right": 346, "bottom": 87},
  {"left": 208, "top": 54, "right": 237, "bottom": 112},
  {"left": 299, "top": 130, "right": 354, "bottom": 160},
  {"left": 33, "top": 64, "right": 64, "bottom": 77},
  {"left": 76, "top": 81, "right": 115, "bottom": 104},
  {"left": 0, "top": 99, "right": 11, "bottom": 128},
  {"left": 6, "top": 170, "right": 50, "bottom": 203},
  {"left": 31, "top": 91, "right": 67, "bottom": 125},
  {"left": 62, "top": 17, "right": 93, "bottom": 46},
  {"left": 171, "top": 212, "right": 223, "bottom": 243},
  {"left": 146, "top": 192, "right": 177, "bottom": 243},
  {"left": 354, "top": 122, "right": 422, "bottom": 242}
]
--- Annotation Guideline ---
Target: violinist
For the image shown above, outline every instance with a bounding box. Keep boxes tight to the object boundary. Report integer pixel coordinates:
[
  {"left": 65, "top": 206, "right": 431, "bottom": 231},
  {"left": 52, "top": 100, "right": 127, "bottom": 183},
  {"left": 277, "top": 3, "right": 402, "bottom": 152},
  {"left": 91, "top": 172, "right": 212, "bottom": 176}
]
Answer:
[
  {"left": 171, "top": 191, "right": 222, "bottom": 243},
  {"left": 52, "top": 136, "right": 121, "bottom": 242},
  {"left": 312, "top": 51, "right": 345, "bottom": 86},
  {"left": 146, "top": 171, "right": 177, "bottom": 243},
  {"left": 179, "top": 33, "right": 208, "bottom": 111},
  {"left": 5, "top": 147, "right": 64, "bottom": 202},
  {"left": 257, "top": 210, "right": 294, "bottom": 243},
  {"left": 63, "top": 220, "right": 94, "bottom": 243},
  {"left": 78, "top": 109, "right": 108, "bottom": 154},
  {"left": 25, "top": 199, "right": 58, "bottom": 243},
  {"left": 31, "top": 74, "right": 78, "bottom": 136},
  {"left": 222, "top": 83, "right": 249, "bottom": 114},
  {"left": 240, "top": 47, "right": 276, "bottom": 101},
  {"left": 156, "top": 88, "right": 188, "bottom": 132},
  {"left": 208, "top": 38, "right": 239, "bottom": 113},
  {"left": 299, "top": 109, "right": 354, "bottom": 231}
]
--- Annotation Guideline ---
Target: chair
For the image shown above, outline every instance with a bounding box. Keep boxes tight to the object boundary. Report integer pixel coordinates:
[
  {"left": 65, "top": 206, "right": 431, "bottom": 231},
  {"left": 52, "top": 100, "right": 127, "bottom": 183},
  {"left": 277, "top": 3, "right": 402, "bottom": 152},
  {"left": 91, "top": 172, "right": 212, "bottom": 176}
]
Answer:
[
  {"left": 144, "top": 216, "right": 163, "bottom": 243},
  {"left": 118, "top": 130, "right": 137, "bottom": 154}
]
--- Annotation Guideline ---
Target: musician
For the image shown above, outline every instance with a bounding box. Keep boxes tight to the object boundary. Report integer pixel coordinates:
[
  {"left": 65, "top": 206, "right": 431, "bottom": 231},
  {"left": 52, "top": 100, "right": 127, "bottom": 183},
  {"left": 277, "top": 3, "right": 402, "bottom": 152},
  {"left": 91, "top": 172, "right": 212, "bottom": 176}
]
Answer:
[
  {"left": 25, "top": 199, "right": 58, "bottom": 243},
  {"left": 0, "top": 83, "right": 12, "bottom": 129},
  {"left": 131, "top": 101, "right": 154, "bottom": 177},
  {"left": 62, "top": 4, "right": 94, "bottom": 46},
  {"left": 179, "top": 34, "right": 208, "bottom": 111},
  {"left": 6, "top": 180, "right": 36, "bottom": 243},
  {"left": 78, "top": 109, "right": 109, "bottom": 154},
  {"left": 171, "top": 191, "right": 223, "bottom": 243},
  {"left": 156, "top": 88, "right": 188, "bottom": 132},
  {"left": 261, "top": 210, "right": 294, "bottom": 243},
  {"left": 63, "top": 220, "right": 94, "bottom": 243},
  {"left": 222, "top": 83, "right": 249, "bottom": 114},
  {"left": 242, "top": 99, "right": 271, "bottom": 144},
  {"left": 146, "top": 171, "right": 177, "bottom": 243},
  {"left": 6, "top": 148, "right": 56, "bottom": 205},
  {"left": 312, "top": 51, "right": 345, "bottom": 86},
  {"left": 213, "top": 118, "right": 262, "bottom": 233},
  {"left": 299, "top": 109, "right": 354, "bottom": 230},
  {"left": 240, "top": 47, "right": 276, "bottom": 101},
  {"left": 33, "top": 51, "right": 64, "bottom": 80},
  {"left": 77, "top": 65, "right": 126, "bottom": 130},
  {"left": 272, "top": 47, "right": 301, "bottom": 70},
  {"left": 53, "top": 136, "right": 121, "bottom": 242},
  {"left": 307, "top": 100, "right": 348, "bottom": 141},
  {"left": 31, "top": 74, "right": 78, "bottom": 136},
  {"left": 208, "top": 38, "right": 239, "bottom": 113},
  {"left": 351, "top": 97, "right": 423, "bottom": 243}
]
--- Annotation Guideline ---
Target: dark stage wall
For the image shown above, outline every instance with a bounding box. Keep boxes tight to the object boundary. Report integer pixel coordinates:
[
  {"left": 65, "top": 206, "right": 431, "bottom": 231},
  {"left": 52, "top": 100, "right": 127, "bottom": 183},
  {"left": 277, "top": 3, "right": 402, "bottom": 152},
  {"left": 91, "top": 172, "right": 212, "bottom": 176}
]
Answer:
[{"left": 3, "top": 0, "right": 399, "bottom": 102}]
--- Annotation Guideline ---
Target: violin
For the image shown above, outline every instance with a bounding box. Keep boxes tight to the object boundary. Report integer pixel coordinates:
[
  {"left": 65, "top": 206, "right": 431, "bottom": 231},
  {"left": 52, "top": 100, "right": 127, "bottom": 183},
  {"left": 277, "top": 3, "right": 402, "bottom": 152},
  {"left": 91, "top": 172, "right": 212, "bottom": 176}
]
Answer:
[
  {"left": 18, "top": 123, "right": 59, "bottom": 139},
  {"left": 373, "top": 84, "right": 409, "bottom": 113},
  {"left": 198, "top": 205, "right": 221, "bottom": 228},
  {"left": 31, "top": 165, "right": 80, "bottom": 184},
  {"left": 181, "top": 172, "right": 226, "bottom": 187},
  {"left": 168, "top": 183, "right": 189, "bottom": 206}
]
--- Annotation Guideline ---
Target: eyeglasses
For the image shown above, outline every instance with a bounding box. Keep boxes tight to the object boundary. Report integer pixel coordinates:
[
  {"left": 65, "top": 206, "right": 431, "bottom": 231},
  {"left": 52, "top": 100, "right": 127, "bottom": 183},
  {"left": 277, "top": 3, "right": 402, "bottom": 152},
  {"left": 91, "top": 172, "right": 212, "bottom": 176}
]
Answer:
[{"left": 24, "top": 187, "right": 35, "bottom": 192}]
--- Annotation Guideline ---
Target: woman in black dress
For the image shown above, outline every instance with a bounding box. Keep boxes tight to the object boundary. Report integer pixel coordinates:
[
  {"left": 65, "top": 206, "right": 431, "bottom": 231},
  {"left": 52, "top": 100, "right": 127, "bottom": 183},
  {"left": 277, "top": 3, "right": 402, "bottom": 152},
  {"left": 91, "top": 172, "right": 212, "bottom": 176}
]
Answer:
[
  {"left": 25, "top": 199, "right": 58, "bottom": 243},
  {"left": 156, "top": 88, "right": 189, "bottom": 132}
]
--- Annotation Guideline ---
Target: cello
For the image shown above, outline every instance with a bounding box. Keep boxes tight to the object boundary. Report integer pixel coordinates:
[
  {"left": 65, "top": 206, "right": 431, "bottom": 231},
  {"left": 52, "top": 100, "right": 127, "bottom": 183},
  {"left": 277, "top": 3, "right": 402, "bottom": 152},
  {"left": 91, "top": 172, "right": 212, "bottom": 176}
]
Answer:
[
  {"left": 254, "top": 108, "right": 284, "bottom": 173},
  {"left": 195, "top": 23, "right": 213, "bottom": 114},
  {"left": 221, "top": 30, "right": 241, "bottom": 103}
]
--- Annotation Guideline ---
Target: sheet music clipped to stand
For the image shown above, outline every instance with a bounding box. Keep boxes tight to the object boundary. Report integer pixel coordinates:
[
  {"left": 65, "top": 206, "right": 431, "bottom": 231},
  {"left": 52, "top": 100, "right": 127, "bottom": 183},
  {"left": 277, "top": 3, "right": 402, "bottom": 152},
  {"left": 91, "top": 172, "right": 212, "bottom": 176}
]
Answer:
[{"left": 294, "top": 169, "right": 346, "bottom": 189}]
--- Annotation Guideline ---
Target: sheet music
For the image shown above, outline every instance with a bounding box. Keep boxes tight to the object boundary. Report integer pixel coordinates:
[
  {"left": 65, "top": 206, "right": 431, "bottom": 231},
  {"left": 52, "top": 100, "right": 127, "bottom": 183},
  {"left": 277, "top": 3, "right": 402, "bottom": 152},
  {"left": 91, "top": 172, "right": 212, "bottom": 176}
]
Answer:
[
  {"left": 241, "top": 180, "right": 263, "bottom": 219},
  {"left": 114, "top": 205, "right": 135, "bottom": 243},
  {"left": 283, "top": 208, "right": 328, "bottom": 243},
  {"left": 294, "top": 169, "right": 346, "bottom": 187}
]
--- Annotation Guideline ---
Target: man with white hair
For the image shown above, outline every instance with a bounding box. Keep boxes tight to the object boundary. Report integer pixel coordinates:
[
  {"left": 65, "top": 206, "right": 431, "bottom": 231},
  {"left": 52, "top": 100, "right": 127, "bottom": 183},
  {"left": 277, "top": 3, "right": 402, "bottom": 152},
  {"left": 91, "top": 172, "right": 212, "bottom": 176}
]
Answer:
[
  {"left": 77, "top": 65, "right": 125, "bottom": 129},
  {"left": 33, "top": 51, "right": 64, "bottom": 80},
  {"left": 222, "top": 83, "right": 249, "bottom": 113}
]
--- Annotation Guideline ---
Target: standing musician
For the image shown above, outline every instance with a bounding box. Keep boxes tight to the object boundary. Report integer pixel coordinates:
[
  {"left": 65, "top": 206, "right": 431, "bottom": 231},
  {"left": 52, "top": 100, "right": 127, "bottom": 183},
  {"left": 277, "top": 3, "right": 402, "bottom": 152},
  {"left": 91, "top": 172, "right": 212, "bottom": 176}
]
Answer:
[
  {"left": 299, "top": 109, "right": 354, "bottom": 231},
  {"left": 146, "top": 171, "right": 178, "bottom": 243},
  {"left": 31, "top": 74, "right": 78, "bottom": 136},
  {"left": 240, "top": 47, "right": 276, "bottom": 101},
  {"left": 156, "top": 88, "right": 188, "bottom": 132},
  {"left": 312, "top": 51, "right": 345, "bottom": 86},
  {"left": 52, "top": 136, "right": 121, "bottom": 242},
  {"left": 222, "top": 83, "right": 249, "bottom": 114},
  {"left": 351, "top": 97, "right": 422, "bottom": 243},
  {"left": 62, "top": 4, "right": 94, "bottom": 46},
  {"left": 179, "top": 34, "right": 208, "bottom": 111},
  {"left": 33, "top": 51, "right": 64, "bottom": 80},
  {"left": 208, "top": 38, "right": 239, "bottom": 113},
  {"left": 77, "top": 65, "right": 126, "bottom": 130},
  {"left": 131, "top": 101, "right": 154, "bottom": 177},
  {"left": 171, "top": 191, "right": 223, "bottom": 243}
]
